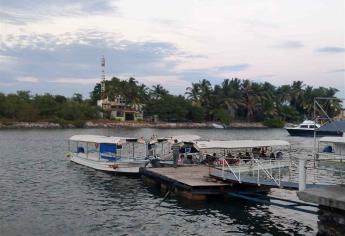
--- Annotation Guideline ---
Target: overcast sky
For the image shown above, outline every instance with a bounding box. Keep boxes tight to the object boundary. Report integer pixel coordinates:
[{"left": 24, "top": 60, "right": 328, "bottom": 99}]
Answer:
[{"left": 0, "top": 0, "right": 344, "bottom": 97}]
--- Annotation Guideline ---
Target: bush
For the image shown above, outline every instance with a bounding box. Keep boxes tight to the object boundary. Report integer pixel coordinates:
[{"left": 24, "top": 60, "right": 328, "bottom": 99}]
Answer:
[
  {"left": 214, "top": 108, "right": 232, "bottom": 125},
  {"left": 263, "top": 118, "right": 285, "bottom": 128}
]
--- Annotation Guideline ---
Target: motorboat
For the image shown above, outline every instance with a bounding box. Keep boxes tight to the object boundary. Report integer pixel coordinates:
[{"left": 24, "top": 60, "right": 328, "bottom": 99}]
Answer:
[
  {"left": 67, "top": 135, "right": 149, "bottom": 174},
  {"left": 285, "top": 120, "right": 344, "bottom": 137},
  {"left": 285, "top": 120, "right": 320, "bottom": 137},
  {"left": 212, "top": 123, "right": 225, "bottom": 129}
]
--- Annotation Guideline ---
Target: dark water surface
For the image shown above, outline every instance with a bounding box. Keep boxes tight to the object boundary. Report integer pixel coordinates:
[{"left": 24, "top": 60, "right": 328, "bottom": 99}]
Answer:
[{"left": 0, "top": 128, "right": 337, "bottom": 235}]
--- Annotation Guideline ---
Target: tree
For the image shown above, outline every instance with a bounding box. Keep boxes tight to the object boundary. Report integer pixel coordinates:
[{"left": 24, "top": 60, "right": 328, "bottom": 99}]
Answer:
[{"left": 72, "top": 93, "right": 83, "bottom": 103}]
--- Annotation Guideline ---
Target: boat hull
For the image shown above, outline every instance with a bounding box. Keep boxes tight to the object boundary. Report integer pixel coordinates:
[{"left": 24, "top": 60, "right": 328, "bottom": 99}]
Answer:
[
  {"left": 285, "top": 128, "right": 343, "bottom": 137},
  {"left": 69, "top": 154, "right": 148, "bottom": 174}
]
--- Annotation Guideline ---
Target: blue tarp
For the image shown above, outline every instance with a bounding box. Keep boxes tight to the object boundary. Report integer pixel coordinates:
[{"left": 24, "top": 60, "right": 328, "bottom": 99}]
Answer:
[
  {"left": 100, "top": 143, "right": 117, "bottom": 153},
  {"left": 100, "top": 143, "right": 117, "bottom": 161},
  {"left": 318, "top": 121, "right": 345, "bottom": 132}
]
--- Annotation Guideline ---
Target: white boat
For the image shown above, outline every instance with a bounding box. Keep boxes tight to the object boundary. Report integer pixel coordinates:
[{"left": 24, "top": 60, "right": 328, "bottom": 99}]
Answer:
[
  {"left": 67, "top": 135, "right": 149, "bottom": 174},
  {"left": 285, "top": 120, "right": 320, "bottom": 137},
  {"left": 194, "top": 139, "right": 291, "bottom": 163},
  {"left": 147, "top": 135, "right": 200, "bottom": 157},
  {"left": 316, "top": 136, "right": 345, "bottom": 162},
  {"left": 149, "top": 137, "right": 291, "bottom": 167},
  {"left": 212, "top": 123, "right": 225, "bottom": 129}
]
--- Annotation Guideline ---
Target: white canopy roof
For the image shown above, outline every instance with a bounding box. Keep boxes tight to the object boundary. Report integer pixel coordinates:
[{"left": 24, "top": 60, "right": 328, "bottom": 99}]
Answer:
[
  {"left": 171, "top": 135, "right": 201, "bottom": 143},
  {"left": 69, "top": 135, "right": 129, "bottom": 144},
  {"left": 319, "top": 136, "right": 345, "bottom": 144},
  {"left": 194, "top": 140, "right": 290, "bottom": 149},
  {"left": 149, "top": 134, "right": 201, "bottom": 144}
]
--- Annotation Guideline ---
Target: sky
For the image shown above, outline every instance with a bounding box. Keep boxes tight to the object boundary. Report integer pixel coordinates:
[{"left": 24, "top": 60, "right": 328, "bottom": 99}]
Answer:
[{"left": 0, "top": 0, "right": 344, "bottom": 98}]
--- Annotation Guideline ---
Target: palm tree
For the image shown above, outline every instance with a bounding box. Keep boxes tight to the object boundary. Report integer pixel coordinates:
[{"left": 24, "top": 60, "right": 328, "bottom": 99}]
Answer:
[
  {"left": 241, "top": 80, "right": 256, "bottom": 121},
  {"left": 150, "top": 84, "right": 169, "bottom": 100},
  {"left": 185, "top": 82, "right": 201, "bottom": 106},
  {"left": 290, "top": 81, "right": 305, "bottom": 112}
]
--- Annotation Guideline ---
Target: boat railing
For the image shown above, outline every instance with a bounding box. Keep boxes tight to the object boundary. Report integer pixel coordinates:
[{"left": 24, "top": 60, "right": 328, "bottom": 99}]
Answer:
[{"left": 216, "top": 157, "right": 288, "bottom": 187}]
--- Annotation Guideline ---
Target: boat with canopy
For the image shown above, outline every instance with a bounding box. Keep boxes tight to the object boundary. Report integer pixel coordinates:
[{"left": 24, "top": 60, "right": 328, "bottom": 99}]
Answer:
[
  {"left": 67, "top": 135, "right": 148, "bottom": 174},
  {"left": 316, "top": 136, "right": 345, "bottom": 162},
  {"left": 193, "top": 139, "right": 291, "bottom": 164}
]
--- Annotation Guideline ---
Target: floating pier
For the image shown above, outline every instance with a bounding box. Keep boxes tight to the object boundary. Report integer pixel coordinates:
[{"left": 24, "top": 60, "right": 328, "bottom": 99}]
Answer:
[
  {"left": 298, "top": 185, "right": 345, "bottom": 236},
  {"left": 140, "top": 166, "right": 231, "bottom": 200}
]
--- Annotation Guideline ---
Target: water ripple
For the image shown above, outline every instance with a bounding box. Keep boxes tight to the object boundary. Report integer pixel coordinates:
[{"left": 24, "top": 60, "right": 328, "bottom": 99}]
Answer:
[{"left": 0, "top": 128, "right": 327, "bottom": 235}]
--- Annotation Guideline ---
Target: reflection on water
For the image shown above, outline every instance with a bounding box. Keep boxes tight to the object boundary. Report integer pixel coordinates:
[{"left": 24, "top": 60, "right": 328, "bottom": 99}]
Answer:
[{"left": 0, "top": 128, "right": 339, "bottom": 235}]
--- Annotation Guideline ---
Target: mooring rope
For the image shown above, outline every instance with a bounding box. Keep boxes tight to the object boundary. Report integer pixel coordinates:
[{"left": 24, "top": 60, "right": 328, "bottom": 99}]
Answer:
[{"left": 158, "top": 182, "right": 177, "bottom": 206}]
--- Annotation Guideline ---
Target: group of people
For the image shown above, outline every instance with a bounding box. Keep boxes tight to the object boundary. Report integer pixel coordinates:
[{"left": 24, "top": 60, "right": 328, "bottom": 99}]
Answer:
[{"left": 201, "top": 147, "right": 284, "bottom": 166}]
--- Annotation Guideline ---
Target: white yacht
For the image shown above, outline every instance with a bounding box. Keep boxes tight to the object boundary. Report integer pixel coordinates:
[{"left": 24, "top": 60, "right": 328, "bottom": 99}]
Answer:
[{"left": 285, "top": 120, "right": 320, "bottom": 137}]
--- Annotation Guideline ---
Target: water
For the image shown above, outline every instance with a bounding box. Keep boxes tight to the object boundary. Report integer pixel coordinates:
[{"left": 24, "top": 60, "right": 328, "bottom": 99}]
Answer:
[{"left": 0, "top": 128, "right": 343, "bottom": 235}]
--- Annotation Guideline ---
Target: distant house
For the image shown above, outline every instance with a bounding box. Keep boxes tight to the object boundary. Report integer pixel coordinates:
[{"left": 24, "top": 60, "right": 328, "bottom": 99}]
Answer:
[{"left": 97, "top": 95, "right": 143, "bottom": 121}]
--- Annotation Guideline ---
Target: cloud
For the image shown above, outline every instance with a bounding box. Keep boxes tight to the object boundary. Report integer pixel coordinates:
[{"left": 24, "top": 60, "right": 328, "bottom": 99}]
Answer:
[
  {"left": 0, "top": 31, "right": 200, "bottom": 95},
  {"left": 316, "top": 47, "right": 345, "bottom": 53},
  {"left": 216, "top": 64, "right": 251, "bottom": 72},
  {"left": 0, "top": 0, "right": 117, "bottom": 24},
  {"left": 252, "top": 74, "right": 277, "bottom": 79},
  {"left": 326, "top": 69, "right": 345, "bottom": 73},
  {"left": 0, "top": 82, "right": 15, "bottom": 87},
  {"left": 273, "top": 41, "right": 304, "bottom": 49},
  {"left": 16, "top": 76, "right": 39, "bottom": 83},
  {"left": 240, "top": 19, "right": 279, "bottom": 29},
  {"left": 49, "top": 78, "right": 100, "bottom": 85}
]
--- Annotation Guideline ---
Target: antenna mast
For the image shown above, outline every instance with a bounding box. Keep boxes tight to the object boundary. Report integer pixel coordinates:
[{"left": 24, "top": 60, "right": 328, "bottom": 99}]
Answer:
[{"left": 101, "top": 56, "right": 106, "bottom": 99}]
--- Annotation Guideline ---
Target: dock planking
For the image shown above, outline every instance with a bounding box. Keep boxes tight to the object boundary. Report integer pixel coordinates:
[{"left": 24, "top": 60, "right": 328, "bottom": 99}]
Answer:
[
  {"left": 140, "top": 166, "right": 233, "bottom": 200},
  {"left": 140, "top": 166, "right": 229, "bottom": 187}
]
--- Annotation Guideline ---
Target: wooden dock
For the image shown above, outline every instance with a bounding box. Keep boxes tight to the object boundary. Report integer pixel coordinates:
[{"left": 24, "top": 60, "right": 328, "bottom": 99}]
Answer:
[{"left": 140, "top": 166, "right": 230, "bottom": 200}]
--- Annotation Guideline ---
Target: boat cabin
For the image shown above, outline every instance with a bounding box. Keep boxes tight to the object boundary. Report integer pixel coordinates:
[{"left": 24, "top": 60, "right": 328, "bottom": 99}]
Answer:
[
  {"left": 68, "top": 135, "right": 147, "bottom": 162},
  {"left": 317, "top": 136, "right": 345, "bottom": 161}
]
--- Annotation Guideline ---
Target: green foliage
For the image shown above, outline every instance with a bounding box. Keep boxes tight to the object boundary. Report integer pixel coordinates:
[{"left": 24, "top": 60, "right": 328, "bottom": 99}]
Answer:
[
  {"left": 184, "top": 78, "right": 341, "bottom": 123},
  {"left": 187, "top": 106, "right": 205, "bottom": 122},
  {"left": 263, "top": 118, "right": 285, "bottom": 128},
  {"left": 0, "top": 91, "right": 100, "bottom": 124},
  {"left": 214, "top": 108, "right": 232, "bottom": 125},
  {"left": 145, "top": 94, "right": 190, "bottom": 121},
  {"left": 0, "top": 77, "right": 341, "bottom": 126}
]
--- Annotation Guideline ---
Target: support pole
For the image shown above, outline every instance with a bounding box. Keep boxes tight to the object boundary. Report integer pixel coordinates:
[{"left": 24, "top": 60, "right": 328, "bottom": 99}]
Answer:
[
  {"left": 299, "top": 159, "right": 307, "bottom": 191},
  {"left": 172, "top": 140, "right": 180, "bottom": 168}
]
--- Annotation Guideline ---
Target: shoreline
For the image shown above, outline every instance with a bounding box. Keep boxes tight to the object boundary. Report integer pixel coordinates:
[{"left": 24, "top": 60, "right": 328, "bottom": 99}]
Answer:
[{"left": 0, "top": 121, "right": 268, "bottom": 129}]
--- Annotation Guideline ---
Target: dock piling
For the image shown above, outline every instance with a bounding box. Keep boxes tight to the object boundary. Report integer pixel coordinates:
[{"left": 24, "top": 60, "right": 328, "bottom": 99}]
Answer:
[{"left": 298, "top": 159, "right": 307, "bottom": 191}]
